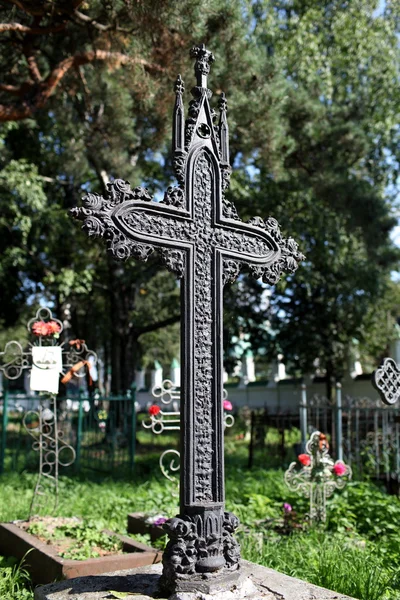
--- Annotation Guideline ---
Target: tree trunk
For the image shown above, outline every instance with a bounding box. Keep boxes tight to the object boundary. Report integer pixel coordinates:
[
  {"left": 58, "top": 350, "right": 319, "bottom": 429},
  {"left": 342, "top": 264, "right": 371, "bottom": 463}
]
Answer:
[{"left": 325, "top": 359, "right": 334, "bottom": 402}]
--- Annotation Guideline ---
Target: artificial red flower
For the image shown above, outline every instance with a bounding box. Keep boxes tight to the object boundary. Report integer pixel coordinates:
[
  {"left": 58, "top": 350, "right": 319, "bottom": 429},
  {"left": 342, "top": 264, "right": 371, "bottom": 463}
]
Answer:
[
  {"left": 46, "top": 321, "right": 61, "bottom": 335},
  {"left": 298, "top": 453, "right": 311, "bottom": 467},
  {"left": 32, "top": 320, "right": 61, "bottom": 336},
  {"left": 149, "top": 405, "right": 161, "bottom": 416},
  {"left": 333, "top": 462, "right": 346, "bottom": 476},
  {"left": 223, "top": 399, "right": 233, "bottom": 411},
  {"left": 32, "top": 321, "right": 50, "bottom": 336}
]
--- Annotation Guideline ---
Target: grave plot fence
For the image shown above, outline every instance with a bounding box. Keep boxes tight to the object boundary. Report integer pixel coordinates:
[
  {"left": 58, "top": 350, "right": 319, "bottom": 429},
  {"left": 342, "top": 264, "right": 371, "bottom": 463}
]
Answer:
[
  {"left": 245, "top": 408, "right": 301, "bottom": 469},
  {"left": 236, "top": 384, "right": 400, "bottom": 485},
  {"left": 307, "top": 390, "right": 400, "bottom": 486},
  {"left": 0, "top": 387, "right": 137, "bottom": 474},
  {"left": 2, "top": 383, "right": 398, "bottom": 484}
]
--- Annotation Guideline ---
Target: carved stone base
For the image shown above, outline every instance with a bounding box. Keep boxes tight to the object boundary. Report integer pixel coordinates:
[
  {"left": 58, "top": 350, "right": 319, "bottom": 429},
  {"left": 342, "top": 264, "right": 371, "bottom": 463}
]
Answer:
[
  {"left": 169, "top": 574, "right": 264, "bottom": 599},
  {"left": 161, "top": 511, "right": 240, "bottom": 593},
  {"left": 160, "top": 566, "right": 241, "bottom": 596}
]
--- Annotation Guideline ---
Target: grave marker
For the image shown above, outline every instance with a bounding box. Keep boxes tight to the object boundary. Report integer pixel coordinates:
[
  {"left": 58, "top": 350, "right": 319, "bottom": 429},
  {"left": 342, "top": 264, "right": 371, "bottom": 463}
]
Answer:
[
  {"left": 285, "top": 430, "right": 352, "bottom": 523},
  {"left": 0, "top": 307, "right": 96, "bottom": 516},
  {"left": 71, "top": 44, "right": 304, "bottom": 593}
]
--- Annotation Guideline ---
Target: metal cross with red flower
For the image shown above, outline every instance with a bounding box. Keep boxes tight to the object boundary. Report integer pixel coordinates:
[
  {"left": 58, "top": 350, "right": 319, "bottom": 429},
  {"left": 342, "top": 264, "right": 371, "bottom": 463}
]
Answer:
[
  {"left": 143, "top": 379, "right": 234, "bottom": 481},
  {"left": 285, "top": 430, "right": 352, "bottom": 523},
  {"left": 0, "top": 307, "right": 96, "bottom": 386},
  {"left": 0, "top": 307, "right": 97, "bottom": 518}
]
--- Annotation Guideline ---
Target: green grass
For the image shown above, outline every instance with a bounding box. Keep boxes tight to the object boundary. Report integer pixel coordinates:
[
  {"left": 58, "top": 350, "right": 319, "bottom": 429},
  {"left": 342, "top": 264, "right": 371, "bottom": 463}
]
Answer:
[
  {"left": 0, "top": 554, "right": 33, "bottom": 600},
  {"left": 2, "top": 442, "right": 400, "bottom": 599}
]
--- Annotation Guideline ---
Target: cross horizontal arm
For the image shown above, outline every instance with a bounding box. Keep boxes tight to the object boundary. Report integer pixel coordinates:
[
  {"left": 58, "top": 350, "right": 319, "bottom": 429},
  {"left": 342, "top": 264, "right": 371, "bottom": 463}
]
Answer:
[
  {"left": 71, "top": 180, "right": 191, "bottom": 278},
  {"left": 71, "top": 178, "right": 304, "bottom": 285}
]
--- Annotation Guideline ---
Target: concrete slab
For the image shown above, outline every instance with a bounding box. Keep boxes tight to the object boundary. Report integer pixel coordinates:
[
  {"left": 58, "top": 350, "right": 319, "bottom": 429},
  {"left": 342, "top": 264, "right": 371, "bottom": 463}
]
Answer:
[{"left": 34, "top": 560, "right": 355, "bottom": 600}]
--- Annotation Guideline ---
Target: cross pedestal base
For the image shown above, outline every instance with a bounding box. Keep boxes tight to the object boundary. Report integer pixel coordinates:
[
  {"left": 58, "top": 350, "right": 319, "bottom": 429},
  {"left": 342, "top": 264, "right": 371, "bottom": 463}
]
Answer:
[
  {"left": 34, "top": 560, "right": 356, "bottom": 600},
  {"left": 161, "top": 566, "right": 241, "bottom": 595}
]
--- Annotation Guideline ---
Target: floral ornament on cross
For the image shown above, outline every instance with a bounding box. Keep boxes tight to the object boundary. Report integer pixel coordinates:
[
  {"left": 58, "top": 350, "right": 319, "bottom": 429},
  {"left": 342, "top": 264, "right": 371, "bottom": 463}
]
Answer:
[
  {"left": 32, "top": 321, "right": 62, "bottom": 337},
  {"left": 284, "top": 430, "right": 352, "bottom": 523}
]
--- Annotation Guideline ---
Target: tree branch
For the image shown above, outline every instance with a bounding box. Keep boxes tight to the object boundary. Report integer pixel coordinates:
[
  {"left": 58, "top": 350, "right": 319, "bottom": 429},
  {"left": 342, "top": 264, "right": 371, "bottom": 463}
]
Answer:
[
  {"left": 0, "top": 22, "right": 67, "bottom": 34},
  {"left": 72, "top": 10, "right": 136, "bottom": 33},
  {"left": 134, "top": 314, "right": 181, "bottom": 337},
  {"left": 0, "top": 83, "right": 27, "bottom": 95},
  {"left": 0, "top": 50, "right": 165, "bottom": 122},
  {"left": 3, "top": 0, "right": 84, "bottom": 17},
  {"left": 23, "top": 47, "right": 42, "bottom": 82},
  {"left": 72, "top": 10, "right": 112, "bottom": 32}
]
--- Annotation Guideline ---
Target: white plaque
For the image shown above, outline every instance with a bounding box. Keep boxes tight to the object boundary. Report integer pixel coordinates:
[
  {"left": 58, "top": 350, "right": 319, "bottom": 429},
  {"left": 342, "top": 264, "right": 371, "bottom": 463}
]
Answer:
[{"left": 30, "top": 346, "right": 63, "bottom": 394}]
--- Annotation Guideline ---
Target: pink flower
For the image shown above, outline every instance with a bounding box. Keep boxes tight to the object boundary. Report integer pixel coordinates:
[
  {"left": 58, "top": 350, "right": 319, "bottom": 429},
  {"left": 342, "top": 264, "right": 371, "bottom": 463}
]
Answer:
[
  {"left": 283, "top": 503, "right": 292, "bottom": 513},
  {"left": 223, "top": 399, "right": 233, "bottom": 411},
  {"left": 298, "top": 454, "right": 311, "bottom": 467},
  {"left": 32, "top": 321, "right": 49, "bottom": 336},
  {"left": 149, "top": 405, "right": 161, "bottom": 416},
  {"left": 32, "top": 320, "right": 61, "bottom": 336},
  {"left": 153, "top": 517, "right": 167, "bottom": 527},
  {"left": 46, "top": 321, "right": 61, "bottom": 335},
  {"left": 333, "top": 462, "right": 347, "bottom": 476}
]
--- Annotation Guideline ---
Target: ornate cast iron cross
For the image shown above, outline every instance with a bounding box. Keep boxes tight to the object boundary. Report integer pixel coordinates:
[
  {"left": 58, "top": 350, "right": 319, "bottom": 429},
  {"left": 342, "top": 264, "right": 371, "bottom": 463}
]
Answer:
[
  {"left": 373, "top": 358, "right": 400, "bottom": 405},
  {"left": 71, "top": 44, "right": 304, "bottom": 593}
]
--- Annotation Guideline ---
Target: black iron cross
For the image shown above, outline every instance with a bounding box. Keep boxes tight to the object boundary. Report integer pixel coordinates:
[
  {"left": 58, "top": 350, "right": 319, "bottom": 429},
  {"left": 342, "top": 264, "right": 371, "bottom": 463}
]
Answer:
[
  {"left": 373, "top": 358, "right": 400, "bottom": 405},
  {"left": 71, "top": 44, "right": 304, "bottom": 593}
]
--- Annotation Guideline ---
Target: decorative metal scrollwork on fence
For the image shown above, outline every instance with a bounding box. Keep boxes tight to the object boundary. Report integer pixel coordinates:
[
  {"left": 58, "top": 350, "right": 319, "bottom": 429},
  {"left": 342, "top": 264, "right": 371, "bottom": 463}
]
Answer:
[
  {"left": 0, "top": 307, "right": 96, "bottom": 518},
  {"left": 142, "top": 379, "right": 234, "bottom": 481},
  {"left": 285, "top": 430, "right": 352, "bottom": 523}
]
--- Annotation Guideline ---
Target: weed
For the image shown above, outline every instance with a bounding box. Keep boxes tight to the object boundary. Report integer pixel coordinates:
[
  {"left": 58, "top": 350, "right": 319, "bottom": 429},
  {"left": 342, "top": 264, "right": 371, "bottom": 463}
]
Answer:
[{"left": 0, "top": 554, "right": 33, "bottom": 600}]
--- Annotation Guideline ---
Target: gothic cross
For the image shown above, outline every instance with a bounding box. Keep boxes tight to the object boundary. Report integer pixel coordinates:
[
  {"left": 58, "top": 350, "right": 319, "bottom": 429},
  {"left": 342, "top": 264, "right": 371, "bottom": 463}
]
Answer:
[
  {"left": 71, "top": 44, "right": 304, "bottom": 593},
  {"left": 373, "top": 357, "right": 400, "bottom": 405}
]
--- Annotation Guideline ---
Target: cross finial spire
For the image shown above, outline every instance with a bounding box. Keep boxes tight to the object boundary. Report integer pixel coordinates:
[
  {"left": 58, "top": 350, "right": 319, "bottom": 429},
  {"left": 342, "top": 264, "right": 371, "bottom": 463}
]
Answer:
[{"left": 190, "top": 43, "right": 215, "bottom": 88}]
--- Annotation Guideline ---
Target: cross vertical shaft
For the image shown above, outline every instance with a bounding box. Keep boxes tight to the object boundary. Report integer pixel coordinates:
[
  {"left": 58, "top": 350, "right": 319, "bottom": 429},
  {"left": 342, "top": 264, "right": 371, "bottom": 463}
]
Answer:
[{"left": 179, "top": 150, "right": 226, "bottom": 573}]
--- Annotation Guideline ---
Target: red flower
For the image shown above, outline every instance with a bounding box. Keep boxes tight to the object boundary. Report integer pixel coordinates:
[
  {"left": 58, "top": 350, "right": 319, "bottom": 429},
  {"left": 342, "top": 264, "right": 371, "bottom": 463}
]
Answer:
[
  {"left": 32, "top": 320, "right": 61, "bottom": 336},
  {"left": 333, "top": 462, "right": 346, "bottom": 476},
  {"left": 149, "top": 405, "right": 161, "bottom": 416},
  {"left": 32, "top": 321, "right": 50, "bottom": 336},
  {"left": 223, "top": 400, "right": 233, "bottom": 411},
  {"left": 298, "top": 453, "right": 311, "bottom": 467},
  {"left": 46, "top": 321, "right": 61, "bottom": 335}
]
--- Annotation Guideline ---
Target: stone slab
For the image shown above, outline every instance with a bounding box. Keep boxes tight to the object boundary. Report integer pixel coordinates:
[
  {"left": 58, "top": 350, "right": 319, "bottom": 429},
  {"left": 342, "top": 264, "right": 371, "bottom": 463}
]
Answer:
[{"left": 34, "top": 560, "right": 355, "bottom": 600}]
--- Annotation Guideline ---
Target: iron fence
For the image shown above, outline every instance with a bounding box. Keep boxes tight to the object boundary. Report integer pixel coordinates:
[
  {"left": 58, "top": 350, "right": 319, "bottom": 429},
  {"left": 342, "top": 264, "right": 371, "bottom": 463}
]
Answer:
[
  {"left": 236, "top": 386, "right": 400, "bottom": 488},
  {"left": 0, "top": 388, "right": 137, "bottom": 474},
  {"left": 2, "top": 384, "right": 400, "bottom": 486}
]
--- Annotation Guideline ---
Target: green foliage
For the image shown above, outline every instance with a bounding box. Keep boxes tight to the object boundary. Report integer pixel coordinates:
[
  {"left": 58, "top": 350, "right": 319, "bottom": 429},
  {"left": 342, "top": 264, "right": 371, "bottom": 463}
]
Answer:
[
  {"left": 240, "top": 531, "right": 399, "bottom": 600},
  {"left": 27, "top": 519, "right": 122, "bottom": 560},
  {"left": 231, "top": 0, "right": 400, "bottom": 386},
  {"left": 4, "top": 456, "right": 400, "bottom": 598},
  {"left": 0, "top": 555, "right": 33, "bottom": 600},
  {"left": 58, "top": 522, "right": 122, "bottom": 560}
]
